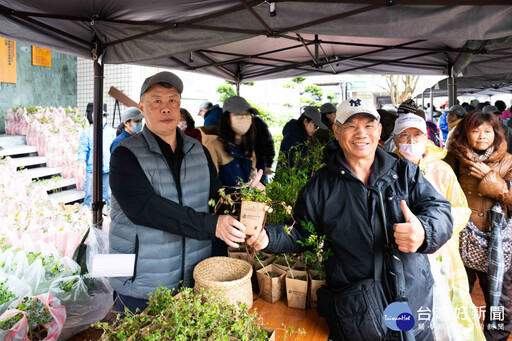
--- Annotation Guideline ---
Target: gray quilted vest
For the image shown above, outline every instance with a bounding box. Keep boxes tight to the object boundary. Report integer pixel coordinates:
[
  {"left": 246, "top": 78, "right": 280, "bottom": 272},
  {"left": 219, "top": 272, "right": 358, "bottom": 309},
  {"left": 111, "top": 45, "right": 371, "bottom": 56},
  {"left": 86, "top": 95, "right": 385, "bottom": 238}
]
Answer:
[{"left": 109, "top": 127, "right": 211, "bottom": 299}]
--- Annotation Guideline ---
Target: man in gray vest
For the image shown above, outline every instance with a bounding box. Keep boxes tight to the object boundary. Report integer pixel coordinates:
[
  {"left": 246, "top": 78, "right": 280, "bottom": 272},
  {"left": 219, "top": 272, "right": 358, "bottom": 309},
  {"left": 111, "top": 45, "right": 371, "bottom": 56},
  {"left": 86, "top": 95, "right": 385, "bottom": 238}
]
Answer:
[{"left": 109, "top": 71, "right": 263, "bottom": 313}]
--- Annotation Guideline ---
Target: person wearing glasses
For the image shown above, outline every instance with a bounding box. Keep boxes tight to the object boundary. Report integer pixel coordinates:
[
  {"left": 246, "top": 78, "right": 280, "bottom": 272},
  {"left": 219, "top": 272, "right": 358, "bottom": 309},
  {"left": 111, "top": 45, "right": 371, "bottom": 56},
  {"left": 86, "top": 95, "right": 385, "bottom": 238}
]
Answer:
[
  {"left": 278, "top": 105, "right": 327, "bottom": 170},
  {"left": 204, "top": 95, "right": 258, "bottom": 256},
  {"left": 393, "top": 114, "right": 484, "bottom": 340},
  {"left": 248, "top": 98, "right": 453, "bottom": 341}
]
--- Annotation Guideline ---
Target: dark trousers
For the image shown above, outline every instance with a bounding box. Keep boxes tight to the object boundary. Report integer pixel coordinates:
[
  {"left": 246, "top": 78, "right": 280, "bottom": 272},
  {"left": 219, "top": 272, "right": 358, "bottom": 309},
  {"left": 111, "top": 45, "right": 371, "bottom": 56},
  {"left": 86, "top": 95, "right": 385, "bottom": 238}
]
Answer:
[
  {"left": 211, "top": 237, "right": 228, "bottom": 257},
  {"left": 114, "top": 292, "right": 148, "bottom": 315},
  {"left": 466, "top": 266, "right": 512, "bottom": 341}
]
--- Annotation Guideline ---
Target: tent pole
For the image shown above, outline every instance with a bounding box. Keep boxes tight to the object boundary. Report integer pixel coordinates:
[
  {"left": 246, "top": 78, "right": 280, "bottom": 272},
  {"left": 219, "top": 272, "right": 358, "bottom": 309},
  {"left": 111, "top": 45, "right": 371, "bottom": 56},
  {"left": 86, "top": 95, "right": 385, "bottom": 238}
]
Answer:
[
  {"left": 430, "top": 87, "right": 434, "bottom": 121},
  {"left": 235, "top": 63, "right": 241, "bottom": 95},
  {"left": 92, "top": 44, "right": 104, "bottom": 228},
  {"left": 421, "top": 92, "right": 424, "bottom": 110},
  {"left": 447, "top": 64, "right": 455, "bottom": 107}
]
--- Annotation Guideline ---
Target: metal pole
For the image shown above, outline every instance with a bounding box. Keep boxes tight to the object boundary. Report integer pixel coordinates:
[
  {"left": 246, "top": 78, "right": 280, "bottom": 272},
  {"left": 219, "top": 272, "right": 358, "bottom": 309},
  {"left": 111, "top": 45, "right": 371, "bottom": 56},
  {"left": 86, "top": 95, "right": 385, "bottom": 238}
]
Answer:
[
  {"left": 421, "top": 92, "right": 424, "bottom": 110},
  {"left": 92, "top": 49, "right": 104, "bottom": 228},
  {"left": 429, "top": 87, "right": 434, "bottom": 121},
  {"left": 447, "top": 64, "right": 455, "bottom": 107}
]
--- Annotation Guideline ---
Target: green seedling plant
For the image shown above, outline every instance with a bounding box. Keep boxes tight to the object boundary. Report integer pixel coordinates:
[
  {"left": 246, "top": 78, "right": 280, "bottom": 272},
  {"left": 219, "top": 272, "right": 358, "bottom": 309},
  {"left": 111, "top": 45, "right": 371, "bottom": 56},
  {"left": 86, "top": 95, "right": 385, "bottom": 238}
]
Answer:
[
  {"left": 94, "top": 286, "right": 304, "bottom": 340},
  {"left": 0, "top": 280, "right": 15, "bottom": 306},
  {"left": 0, "top": 296, "right": 54, "bottom": 340},
  {"left": 296, "top": 221, "right": 334, "bottom": 280}
]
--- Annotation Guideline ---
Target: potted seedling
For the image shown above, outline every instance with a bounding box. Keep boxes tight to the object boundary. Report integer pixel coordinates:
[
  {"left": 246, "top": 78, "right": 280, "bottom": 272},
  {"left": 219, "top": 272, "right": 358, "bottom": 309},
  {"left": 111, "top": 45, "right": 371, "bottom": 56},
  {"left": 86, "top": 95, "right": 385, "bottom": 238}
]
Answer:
[
  {"left": 210, "top": 185, "right": 294, "bottom": 237},
  {"left": 296, "top": 221, "right": 334, "bottom": 308}
]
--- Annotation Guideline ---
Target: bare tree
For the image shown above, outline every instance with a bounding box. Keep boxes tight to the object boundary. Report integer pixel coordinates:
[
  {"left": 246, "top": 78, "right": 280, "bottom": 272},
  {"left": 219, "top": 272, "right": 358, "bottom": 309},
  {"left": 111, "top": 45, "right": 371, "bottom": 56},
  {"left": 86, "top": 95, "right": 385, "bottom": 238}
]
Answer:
[{"left": 382, "top": 75, "right": 420, "bottom": 106}]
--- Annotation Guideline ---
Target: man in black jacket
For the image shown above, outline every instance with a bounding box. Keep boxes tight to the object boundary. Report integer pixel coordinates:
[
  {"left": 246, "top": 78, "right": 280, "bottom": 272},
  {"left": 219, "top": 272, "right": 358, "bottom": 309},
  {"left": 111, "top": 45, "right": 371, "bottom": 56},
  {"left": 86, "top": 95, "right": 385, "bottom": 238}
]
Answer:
[{"left": 248, "top": 97, "right": 453, "bottom": 340}]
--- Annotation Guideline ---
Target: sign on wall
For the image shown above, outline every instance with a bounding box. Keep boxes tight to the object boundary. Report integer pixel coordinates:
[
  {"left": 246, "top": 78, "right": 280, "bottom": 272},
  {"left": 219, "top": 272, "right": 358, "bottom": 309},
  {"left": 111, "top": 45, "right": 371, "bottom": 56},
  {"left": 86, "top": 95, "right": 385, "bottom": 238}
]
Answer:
[
  {"left": 32, "top": 46, "right": 51, "bottom": 67},
  {"left": 0, "top": 38, "right": 16, "bottom": 84}
]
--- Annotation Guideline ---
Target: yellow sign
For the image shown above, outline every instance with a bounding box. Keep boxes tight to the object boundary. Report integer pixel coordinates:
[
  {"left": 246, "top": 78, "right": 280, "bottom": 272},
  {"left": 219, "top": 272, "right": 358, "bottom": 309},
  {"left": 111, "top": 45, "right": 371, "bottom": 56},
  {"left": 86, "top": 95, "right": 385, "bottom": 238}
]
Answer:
[
  {"left": 32, "top": 46, "right": 51, "bottom": 67},
  {"left": 0, "top": 38, "right": 16, "bottom": 84}
]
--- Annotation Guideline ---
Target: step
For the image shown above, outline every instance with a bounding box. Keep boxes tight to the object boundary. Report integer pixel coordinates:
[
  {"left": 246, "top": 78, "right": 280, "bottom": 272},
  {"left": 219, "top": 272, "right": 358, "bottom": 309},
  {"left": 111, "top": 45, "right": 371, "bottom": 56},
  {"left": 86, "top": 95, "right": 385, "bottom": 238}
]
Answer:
[
  {"left": 48, "top": 189, "right": 85, "bottom": 204},
  {"left": 0, "top": 145, "right": 37, "bottom": 157},
  {"left": 32, "top": 177, "right": 77, "bottom": 192},
  {"left": 0, "top": 135, "right": 27, "bottom": 148},
  {"left": 24, "top": 166, "right": 62, "bottom": 180},
  {"left": 9, "top": 156, "right": 46, "bottom": 168}
]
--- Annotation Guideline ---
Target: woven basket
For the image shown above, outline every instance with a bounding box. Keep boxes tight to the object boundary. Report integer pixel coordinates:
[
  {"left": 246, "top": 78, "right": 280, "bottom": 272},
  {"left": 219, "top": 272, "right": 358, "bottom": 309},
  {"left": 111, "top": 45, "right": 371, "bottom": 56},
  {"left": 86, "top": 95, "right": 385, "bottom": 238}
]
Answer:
[{"left": 193, "top": 256, "right": 253, "bottom": 308}]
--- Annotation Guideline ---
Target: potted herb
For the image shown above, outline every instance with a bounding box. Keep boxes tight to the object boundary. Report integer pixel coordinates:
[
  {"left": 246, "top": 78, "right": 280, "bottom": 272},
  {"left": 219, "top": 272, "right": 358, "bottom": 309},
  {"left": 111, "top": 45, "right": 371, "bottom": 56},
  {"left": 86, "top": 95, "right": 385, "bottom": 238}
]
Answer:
[
  {"left": 209, "top": 185, "right": 294, "bottom": 237},
  {"left": 296, "top": 221, "right": 334, "bottom": 308}
]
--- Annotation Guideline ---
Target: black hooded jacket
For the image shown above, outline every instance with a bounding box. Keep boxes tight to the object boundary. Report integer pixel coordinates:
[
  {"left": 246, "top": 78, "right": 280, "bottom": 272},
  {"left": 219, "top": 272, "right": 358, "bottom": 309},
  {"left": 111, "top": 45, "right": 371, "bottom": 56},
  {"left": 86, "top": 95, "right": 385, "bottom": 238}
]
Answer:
[{"left": 265, "top": 142, "right": 453, "bottom": 339}]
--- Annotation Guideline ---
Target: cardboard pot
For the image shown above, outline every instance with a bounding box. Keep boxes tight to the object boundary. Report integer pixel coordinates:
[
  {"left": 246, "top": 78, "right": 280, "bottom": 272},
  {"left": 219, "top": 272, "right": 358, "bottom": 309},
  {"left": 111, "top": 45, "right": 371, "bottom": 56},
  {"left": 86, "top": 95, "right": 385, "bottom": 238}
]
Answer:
[
  {"left": 240, "top": 200, "right": 267, "bottom": 236},
  {"left": 227, "top": 246, "right": 250, "bottom": 263},
  {"left": 256, "top": 264, "right": 286, "bottom": 303},
  {"left": 308, "top": 269, "right": 326, "bottom": 308},
  {"left": 286, "top": 269, "right": 308, "bottom": 309}
]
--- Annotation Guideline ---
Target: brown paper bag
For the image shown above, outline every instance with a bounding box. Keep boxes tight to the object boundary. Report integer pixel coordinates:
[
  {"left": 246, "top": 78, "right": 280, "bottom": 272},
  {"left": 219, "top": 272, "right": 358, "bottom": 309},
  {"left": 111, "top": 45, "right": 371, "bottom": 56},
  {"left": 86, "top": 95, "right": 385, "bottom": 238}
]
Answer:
[
  {"left": 227, "top": 246, "right": 250, "bottom": 263},
  {"left": 240, "top": 200, "right": 266, "bottom": 236},
  {"left": 286, "top": 270, "right": 308, "bottom": 309},
  {"left": 291, "top": 261, "right": 307, "bottom": 271},
  {"left": 256, "top": 264, "right": 286, "bottom": 303},
  {"left": 308, "top": 270, "right": 326, "bottom": 308}
]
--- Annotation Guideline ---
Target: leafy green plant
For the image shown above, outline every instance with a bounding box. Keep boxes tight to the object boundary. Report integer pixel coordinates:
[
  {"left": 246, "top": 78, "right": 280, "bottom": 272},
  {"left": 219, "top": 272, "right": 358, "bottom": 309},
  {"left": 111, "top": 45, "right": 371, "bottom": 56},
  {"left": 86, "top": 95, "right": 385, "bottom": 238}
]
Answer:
[
  {"left": 209, "top": 183, "right": 293, "bottom": 224},
  {"left": 0, "top": 296, "right": 54, "bottom": 340},
  {"left": 94, "top": 286, "right": 304, "bottom": 340},
  {"left": 266, "top": 141, "right": 325, "bottom": 224},
  {"left": 0, "top": 280, "right": 15, "bottom": 305},
  {"left": 296, "top": 221, "right": 334, "bottom": 280}
]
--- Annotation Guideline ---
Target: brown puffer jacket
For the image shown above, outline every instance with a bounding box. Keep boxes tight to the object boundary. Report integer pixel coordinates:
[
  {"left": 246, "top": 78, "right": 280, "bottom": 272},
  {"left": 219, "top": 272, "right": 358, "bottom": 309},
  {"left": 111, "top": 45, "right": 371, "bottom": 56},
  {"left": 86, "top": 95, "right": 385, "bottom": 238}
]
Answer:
[{"left": 445, "top": 139, "right": 512, "bottom": 231}]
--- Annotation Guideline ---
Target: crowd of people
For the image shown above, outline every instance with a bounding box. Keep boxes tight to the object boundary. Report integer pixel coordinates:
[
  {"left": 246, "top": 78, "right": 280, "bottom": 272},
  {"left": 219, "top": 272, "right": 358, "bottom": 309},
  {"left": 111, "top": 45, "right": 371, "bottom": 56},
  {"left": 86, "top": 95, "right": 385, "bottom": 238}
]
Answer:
[{"left": 79, "top": 70, "right": 512, "bottom": 340}]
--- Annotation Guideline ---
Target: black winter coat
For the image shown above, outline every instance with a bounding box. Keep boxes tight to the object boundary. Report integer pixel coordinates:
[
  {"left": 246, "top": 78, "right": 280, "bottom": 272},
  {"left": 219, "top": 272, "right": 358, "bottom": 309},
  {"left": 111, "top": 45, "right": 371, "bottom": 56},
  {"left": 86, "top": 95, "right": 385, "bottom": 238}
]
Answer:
[
  {"left": 253, "top": 115, "right": 275, "bottom": 170},
  {"left": 265, "top": 142, "right": 453, "bottom": 340}
]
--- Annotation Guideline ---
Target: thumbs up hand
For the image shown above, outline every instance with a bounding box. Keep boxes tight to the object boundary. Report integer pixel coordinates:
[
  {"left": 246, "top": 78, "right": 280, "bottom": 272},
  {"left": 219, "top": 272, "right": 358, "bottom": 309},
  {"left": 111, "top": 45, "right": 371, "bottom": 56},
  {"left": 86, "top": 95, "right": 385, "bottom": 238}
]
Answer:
[{"left": 393, "top": 200, "right": 426, "bottom": 253}]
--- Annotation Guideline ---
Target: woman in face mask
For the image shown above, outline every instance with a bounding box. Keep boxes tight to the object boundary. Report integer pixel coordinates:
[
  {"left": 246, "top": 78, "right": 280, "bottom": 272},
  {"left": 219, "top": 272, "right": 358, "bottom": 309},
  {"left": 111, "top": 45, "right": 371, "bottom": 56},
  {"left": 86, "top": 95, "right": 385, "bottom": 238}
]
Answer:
[
  {"left": 203, "top": 96, "right": 257, "bottom": 257},
  {"left": 179, "top": 108, "right": 202, "bottom": 142},
  {"left": 110, "top": 107, "right": 144, "bottom": 153},
  {"left": 393, "top": 113, "right": 485, "bottom": 341}
]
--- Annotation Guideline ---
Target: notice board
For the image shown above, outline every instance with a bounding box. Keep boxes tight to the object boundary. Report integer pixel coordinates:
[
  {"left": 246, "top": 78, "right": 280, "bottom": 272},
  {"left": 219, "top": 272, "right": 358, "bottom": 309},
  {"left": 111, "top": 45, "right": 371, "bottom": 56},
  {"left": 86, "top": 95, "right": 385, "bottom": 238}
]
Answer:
[
  {"left": 32, "top": 46, "right": 51, "bottom": 67},
  {"left": 0, "top": 38, "right": 16, "bottom": 83}
]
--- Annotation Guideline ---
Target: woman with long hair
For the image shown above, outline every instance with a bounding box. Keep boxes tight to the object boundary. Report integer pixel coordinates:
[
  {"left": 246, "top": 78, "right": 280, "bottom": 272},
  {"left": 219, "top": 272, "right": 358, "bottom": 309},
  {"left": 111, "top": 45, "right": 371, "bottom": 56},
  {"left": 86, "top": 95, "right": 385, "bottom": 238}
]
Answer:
[
  {"left": 445, "top": 110, "right": 512, "bottom": 340},
  {"left": 204, "top": 96, "right": 257, "bottom": 256}
]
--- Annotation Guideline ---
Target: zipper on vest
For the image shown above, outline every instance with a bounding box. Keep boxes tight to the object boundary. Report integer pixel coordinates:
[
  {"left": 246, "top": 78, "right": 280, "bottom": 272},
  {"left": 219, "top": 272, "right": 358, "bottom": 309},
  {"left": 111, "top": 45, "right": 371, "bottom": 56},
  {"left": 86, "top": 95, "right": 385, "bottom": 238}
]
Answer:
[{"left": 124, "top": 234, "right": 139, "bottom": 285}]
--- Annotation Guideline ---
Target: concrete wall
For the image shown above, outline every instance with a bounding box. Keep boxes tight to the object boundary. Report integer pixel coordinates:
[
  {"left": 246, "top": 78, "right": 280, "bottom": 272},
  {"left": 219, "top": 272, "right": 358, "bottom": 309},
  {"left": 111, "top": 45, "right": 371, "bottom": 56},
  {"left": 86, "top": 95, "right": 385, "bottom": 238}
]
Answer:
[{"left": 0, "top": 41, "right": 77, "bottom": 133}]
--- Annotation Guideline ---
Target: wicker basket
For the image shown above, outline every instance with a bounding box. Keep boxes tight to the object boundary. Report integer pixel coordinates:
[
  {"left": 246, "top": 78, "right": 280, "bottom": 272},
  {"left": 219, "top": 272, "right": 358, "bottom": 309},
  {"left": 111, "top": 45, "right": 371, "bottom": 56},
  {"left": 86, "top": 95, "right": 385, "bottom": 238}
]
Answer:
[{"left": 193, "top": 256, "right": 253, "bottom": 308}]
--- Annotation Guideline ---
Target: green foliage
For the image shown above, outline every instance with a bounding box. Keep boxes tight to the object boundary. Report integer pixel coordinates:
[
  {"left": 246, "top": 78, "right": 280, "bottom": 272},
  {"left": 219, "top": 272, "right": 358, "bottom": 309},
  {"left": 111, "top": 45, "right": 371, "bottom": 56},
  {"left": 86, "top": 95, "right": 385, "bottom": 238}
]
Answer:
[
  {"left": 0, "top": 297, "right": 54, "bottom": 340},
  {"left": 0, "top": 280, "right": 15, "bottom": 305},
  {"left": 217, "top": 84, "right": 237, "bottom": 102},
  {"left": 94, "top": 286, "right": 299, "bottom": 340},
  {"left": 208, "top": 181, "right": 293, "bottom": 219},
  {"left": 266, "top": 141, "right": 325, "bottom": 224},
  {"left": 296, "top": 221, "right": 334, "bottom": 280},
  {"left": 304, "top": 85, "right": 322, "bottom": 100}
]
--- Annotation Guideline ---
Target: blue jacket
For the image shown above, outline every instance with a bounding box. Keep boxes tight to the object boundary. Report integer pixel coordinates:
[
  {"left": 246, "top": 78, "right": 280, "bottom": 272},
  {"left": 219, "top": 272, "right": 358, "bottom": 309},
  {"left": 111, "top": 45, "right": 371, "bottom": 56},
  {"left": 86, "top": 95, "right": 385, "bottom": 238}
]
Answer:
[
  {"left": 78, "top": 123, "right": 117, "bottom": 173},
  {"left": 438, "top": 112, "right": 449, "bottom": 140},
  {"left": 110, "top": 130, "right": 132, "bottom": 153},
  {"left": 203, "top": 105, "right": 223, "bottom": 126},
  {"left": 279, "top": 118, "right": 311, "bottom": 168},
  {"left": 204, "top": 138, "right": 255, "bottom": 187}
]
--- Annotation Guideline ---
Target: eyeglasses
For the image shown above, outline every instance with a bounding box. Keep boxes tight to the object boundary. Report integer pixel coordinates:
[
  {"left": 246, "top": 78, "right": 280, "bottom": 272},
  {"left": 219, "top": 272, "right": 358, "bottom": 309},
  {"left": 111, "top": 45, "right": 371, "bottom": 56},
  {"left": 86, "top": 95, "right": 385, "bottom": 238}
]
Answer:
[{"left": 396, "top": 132, "right": 426, "bottom": 143}]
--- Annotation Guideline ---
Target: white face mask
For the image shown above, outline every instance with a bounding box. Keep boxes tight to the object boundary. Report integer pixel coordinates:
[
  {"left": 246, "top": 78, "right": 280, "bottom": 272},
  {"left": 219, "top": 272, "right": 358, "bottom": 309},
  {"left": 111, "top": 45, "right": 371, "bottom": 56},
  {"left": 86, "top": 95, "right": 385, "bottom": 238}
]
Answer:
[
  {"left": 230, "top": 115, "right": 252, "bottom": 135},
  {"left": 178, "top": 121, "right": 187, "bottom": 132},
  {"left": 398, "top": 143, "right": 426, "bottom": 161}
]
